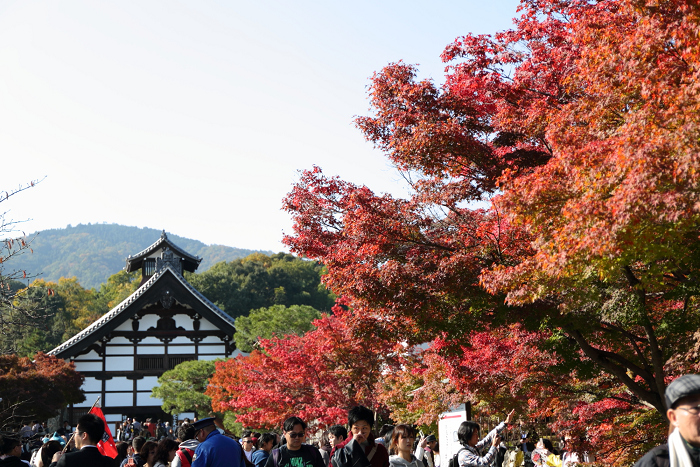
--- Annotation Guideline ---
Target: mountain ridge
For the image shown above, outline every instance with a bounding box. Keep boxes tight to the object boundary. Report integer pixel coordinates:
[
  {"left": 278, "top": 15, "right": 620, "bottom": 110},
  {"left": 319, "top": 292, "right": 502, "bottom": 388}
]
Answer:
[{"left": 9, "top": 223, "right": 276, "bottom": 289}]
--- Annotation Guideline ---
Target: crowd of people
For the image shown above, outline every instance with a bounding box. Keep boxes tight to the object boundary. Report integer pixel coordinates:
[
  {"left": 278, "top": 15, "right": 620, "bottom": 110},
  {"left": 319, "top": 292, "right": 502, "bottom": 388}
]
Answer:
[
  {"left": 5, "top": 373, "right": 700, "bottom": 467},
  {"left": 0, "top": 407, "right": 586, "bottom": 467}
]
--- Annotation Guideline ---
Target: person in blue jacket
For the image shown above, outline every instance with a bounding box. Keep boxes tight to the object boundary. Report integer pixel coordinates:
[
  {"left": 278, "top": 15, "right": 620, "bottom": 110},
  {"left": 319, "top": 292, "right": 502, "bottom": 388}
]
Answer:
[{"left": 191, "top": 418, "right": 242, "bottom": 467}]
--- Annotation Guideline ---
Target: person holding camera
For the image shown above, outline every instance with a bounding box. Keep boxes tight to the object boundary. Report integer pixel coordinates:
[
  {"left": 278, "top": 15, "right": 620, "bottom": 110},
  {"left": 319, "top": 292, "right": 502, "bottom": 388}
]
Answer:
[{"left": 456, "top": 410, "right": 515, "bottom": 467}]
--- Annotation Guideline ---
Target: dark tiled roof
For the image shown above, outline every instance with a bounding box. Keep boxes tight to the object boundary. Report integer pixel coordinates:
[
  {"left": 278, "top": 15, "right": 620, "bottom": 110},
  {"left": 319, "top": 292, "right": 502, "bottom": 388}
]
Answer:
[
  {"left": 126, "top": 231, "right": 201, "bottom": 273},
  {"left": 48, "top": 263, "right": 234, "bottom": 357}
]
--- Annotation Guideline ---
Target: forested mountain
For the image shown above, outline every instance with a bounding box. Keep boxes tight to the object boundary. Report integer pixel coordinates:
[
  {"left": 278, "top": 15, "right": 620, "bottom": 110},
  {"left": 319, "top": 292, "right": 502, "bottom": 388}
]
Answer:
[
  {"left": 1, "top": 253, "right": 335, "bottom": 357},
  {"left": 13, "top": 223, "right": 273, "bottom": 289}
]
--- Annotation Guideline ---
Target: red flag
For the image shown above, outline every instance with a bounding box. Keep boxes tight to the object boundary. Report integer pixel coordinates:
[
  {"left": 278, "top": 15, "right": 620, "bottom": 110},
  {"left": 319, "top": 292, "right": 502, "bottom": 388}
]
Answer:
[{"left": 89, "top": 406, "right": 118, "bottom": 458}]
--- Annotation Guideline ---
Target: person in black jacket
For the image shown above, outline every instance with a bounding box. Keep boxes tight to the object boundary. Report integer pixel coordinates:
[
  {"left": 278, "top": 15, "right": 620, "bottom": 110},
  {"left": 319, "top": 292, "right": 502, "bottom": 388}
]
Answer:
[
  {"left": 0, "top": 435, "right": 25, "bottom": 467},
  {"left": 635, "top": 374, "right": 700, "bottom": 467},
  {"left": 330, "top": 406, "right": 389, "bottom": 467},
  {"left": 49, "top": 414, "right": 116, "bottom": 467}
]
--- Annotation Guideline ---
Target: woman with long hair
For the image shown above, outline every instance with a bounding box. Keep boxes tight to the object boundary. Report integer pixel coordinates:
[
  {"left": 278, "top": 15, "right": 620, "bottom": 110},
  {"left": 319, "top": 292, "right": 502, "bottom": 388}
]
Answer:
[
  {"left": 152, "top": 438, "right": 179, "bottom": 467},
  {"left": 388, "top": 425, "right": 421, "bottom": 467},
  {"left": 139, "top": 440, "right": 158, "bottom": 467}
]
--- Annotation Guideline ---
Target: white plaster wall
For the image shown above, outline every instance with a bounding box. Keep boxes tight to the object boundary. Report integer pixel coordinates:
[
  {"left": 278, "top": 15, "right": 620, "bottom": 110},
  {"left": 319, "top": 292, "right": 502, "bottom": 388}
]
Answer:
[
  {"left": 109, "top": 336, "right": 131, "bottom": 345},
  {"left": 169, "top": 336, "right": 193, "bottom": 344},
  {"left": 137, "top": 345, "right": 166, "bottom": 355},
  {"left": 74, "top": 350, "right": 100, "bottom": 360},
  {"left": 139, "top": 315, "right": 160, "bottom": 329},
  {"left": 106, "top": 345, "right": 132, "bottom": 355},
  {"left": 174, "top": 315, "right": 194, "bottom": 330},
  {"left": 114, "top": 321, "right": 136, "bottom": 332},
  {"left": 136, "top": 337, "right": 162, "bottom": 345},
  {"left": 138, "top": 393, "right": 162, "bottom": 406},
  {"left": 73, "top": 398, "right": 98, "bottom": 408},
  {"left": 105, "top": 414, "right": 122, "bottom": 423},
  {"left": 198, "top": 344, "right": 226, "bottom": 355},
  {"left": 82, "top": 377, "right": 102, "bottom": 392},
  {"left": 199, "top": 336, "right": 224, "bottom": 344},
  {"left": 106, "top": 377, "right": 133, "bottom": 391},
  {"left": 168, "top": 345, "right": 195, "bottom": 354},
  {"left": 137, "top": 377, "right": 159, "bottom": 391},
  {"left": 105, "top": 392, "right": 133, "bottom": 407},
  {"left": 197, "top": 319, "right": 219, "bottom": 331},
  {"left": 105, "top": 356, "right": 133, "bottom": 370},
  {"left": 74, "top": 361, "right": 102, "bottom": 372}
]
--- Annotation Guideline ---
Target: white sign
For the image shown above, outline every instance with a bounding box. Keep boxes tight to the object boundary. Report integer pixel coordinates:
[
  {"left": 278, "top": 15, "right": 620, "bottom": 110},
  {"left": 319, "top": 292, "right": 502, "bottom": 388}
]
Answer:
[{"left": 438, "top": 404, "right": 468, "bottom": 467}]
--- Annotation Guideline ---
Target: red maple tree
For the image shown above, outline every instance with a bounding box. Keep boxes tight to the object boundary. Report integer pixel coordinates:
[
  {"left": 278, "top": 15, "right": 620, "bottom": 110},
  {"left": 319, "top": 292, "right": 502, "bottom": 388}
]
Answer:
[
  {"left": 283, "top": 0, "right": 700, "bottom": 463},
  {"left": 0, "top": 352, "right": 84, "bottom": 428},
  {"left": 208, "top": 305, "right": 407, "bottom": 429}
]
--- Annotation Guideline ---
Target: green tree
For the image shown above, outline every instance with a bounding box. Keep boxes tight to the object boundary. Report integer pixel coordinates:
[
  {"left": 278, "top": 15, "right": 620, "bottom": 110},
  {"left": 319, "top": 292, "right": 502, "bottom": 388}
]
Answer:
[
  {"left": 2, "top": 274, "right": 134, "bottom": 357},
  {"left": 93, "top": 270, "right": 140, "bottom": 312},
  {"left": 234, "top": 304, "right": 321, "bottom": 352},
  {"left": 2, "top": 279, "right": 67, "bottom": 356},
  {"left": 0, "top": 179, "right": 47, "bottom": 355},
  {"left": 151, "top": 359, "right": 218, "bottom": 417},
  {"left": 187, "top": 253, "right": 335, "bottom": 319}
]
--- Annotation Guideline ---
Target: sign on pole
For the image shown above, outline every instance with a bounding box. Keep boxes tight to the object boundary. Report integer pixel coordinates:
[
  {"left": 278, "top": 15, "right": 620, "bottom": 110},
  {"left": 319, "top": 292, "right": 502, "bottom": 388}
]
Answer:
[{"left": 438, "top": 403, "right": 468, "bottom": 467}]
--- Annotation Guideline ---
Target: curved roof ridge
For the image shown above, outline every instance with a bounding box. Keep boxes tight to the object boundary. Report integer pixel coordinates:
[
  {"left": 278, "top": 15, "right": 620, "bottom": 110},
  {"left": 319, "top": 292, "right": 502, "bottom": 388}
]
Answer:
[
  {"left": 47, "top": 263, "right": 233, "bottom": 356},
  {"left": 125, "top": 232, "right": 202, "bottom": 273},
  {"left": 169, "top": 269, "right": 235, "bottom": 327}
]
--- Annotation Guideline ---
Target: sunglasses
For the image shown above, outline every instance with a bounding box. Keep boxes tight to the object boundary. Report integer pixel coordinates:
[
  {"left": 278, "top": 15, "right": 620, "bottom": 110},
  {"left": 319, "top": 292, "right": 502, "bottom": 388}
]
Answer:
[
  {"left": 288, "top": 432, "right": 305, "bottom": 439},
  {"left": 244, "top": 441, "right": 254, "bottom": 444}
]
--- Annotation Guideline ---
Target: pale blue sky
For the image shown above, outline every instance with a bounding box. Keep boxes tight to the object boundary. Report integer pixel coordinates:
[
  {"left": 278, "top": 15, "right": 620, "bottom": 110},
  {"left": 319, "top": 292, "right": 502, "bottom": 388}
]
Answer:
[{"left": 0, "top": 0, "right": 520, "bottom": 251}]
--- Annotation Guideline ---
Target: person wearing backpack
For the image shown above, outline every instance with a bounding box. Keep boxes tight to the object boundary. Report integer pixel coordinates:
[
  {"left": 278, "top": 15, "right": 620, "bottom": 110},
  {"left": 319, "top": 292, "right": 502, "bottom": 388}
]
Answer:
[
  {"left": 252, "top": 433, "right": 276, "bottom": 467},
  {"left": 456, "top": 409, "right": 515, "bottom": 467},
  {"left": 172, "top": 424, "right": 199, "bottom": 467},
  {"left": 264, "top": 417, "right": 325, "bottom": 467}
]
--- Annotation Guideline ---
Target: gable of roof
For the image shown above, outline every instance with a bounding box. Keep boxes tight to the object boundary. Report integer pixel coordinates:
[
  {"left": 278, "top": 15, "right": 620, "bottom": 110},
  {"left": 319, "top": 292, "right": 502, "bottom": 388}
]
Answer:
[
  {"left": 125, "top": 231, "right": 202, "bottom": 273},
  {"left": 48, "top": 263, "right": 235, "bottom": 359}
]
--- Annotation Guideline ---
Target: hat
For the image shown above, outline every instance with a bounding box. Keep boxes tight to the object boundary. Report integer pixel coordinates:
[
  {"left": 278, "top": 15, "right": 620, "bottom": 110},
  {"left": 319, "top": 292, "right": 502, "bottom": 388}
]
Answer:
[
  {"left": 666, "top": 374, "right": 700, "bottom": 409},
  {"left": 191, "top": 417, "right": 216, "bottom": 431},
  {"left": 425, "top": 435, "right": 437, "bottom": 443},
  {"left": 48, "top": 433, "right": 66, "bottom": 446}
]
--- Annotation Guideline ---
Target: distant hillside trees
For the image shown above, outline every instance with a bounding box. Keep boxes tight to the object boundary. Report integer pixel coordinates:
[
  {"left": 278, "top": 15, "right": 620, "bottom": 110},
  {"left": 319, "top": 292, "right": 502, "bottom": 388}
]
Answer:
[
  {"left": 186, "top": 253, "right": 335, "bottom": 319},
  {"left": 4, "top": 253, "right": 333, "bottom": 356},
  {"left": 0, "top": 272, "right": 140, "bottom": 356},
  {"left": 0, "top": 180, "right": 54, "bottom": 356},
  {"left": 12, "top": 223, "right": 273, "bottom": 289}
]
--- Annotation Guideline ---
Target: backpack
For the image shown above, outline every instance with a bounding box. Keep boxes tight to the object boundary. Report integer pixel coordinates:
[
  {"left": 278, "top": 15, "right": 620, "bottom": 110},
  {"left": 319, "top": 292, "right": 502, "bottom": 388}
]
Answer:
[
  {"left": 177, "top": 447, "right": 194, "bottom": 467},
  {"left": 447, "top": 448, "right": 465, "bottom": 467}
]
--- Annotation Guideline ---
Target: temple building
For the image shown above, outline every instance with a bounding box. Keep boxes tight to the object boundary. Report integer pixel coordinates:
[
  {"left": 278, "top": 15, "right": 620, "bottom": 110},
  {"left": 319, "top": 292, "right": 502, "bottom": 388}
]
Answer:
[{"left": 48, "top": 231, "right": 239, "bottom": 427}]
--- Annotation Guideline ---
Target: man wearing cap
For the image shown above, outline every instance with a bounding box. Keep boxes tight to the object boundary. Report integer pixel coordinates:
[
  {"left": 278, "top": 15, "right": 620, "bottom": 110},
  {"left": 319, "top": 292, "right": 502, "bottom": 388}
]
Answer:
[
  {"left": 421, "top": 435, "right": 438, "bottom": 467},
  {"left": 241, "top": 431, "right": 256, "bottom": 463},
  {"left": 191, "top": 417, "right": 242, "bottom": 467},
  {"left": 635, "top": 374, "right": 700, "bottom": 467}
]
